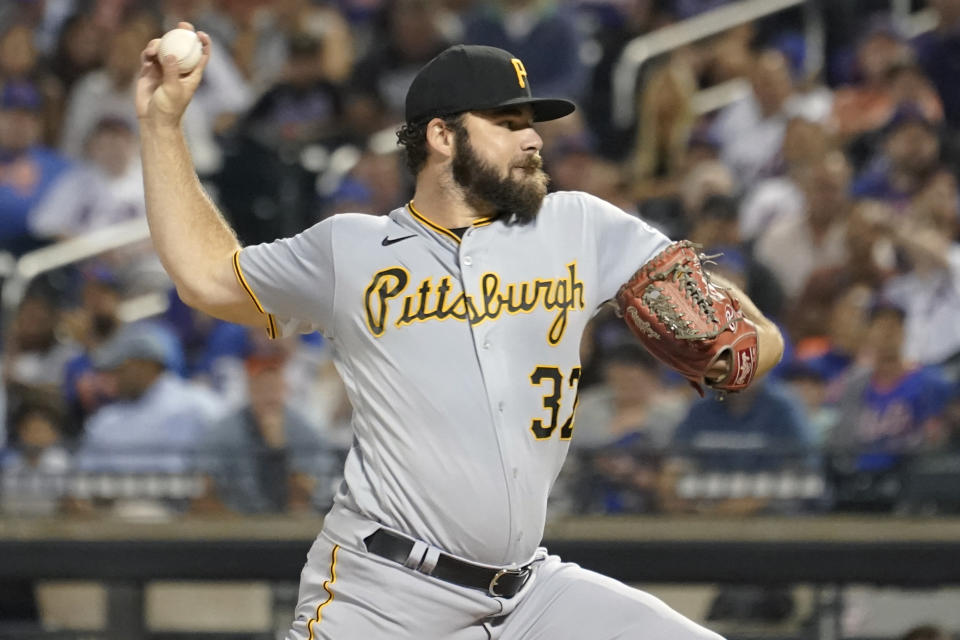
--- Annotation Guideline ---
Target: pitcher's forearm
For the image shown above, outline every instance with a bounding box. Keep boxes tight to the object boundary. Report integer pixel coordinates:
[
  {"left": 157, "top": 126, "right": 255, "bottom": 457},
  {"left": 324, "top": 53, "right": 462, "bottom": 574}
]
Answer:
[
  {"left": 140, "top": 122, "right": 240, "bottom": 304},
  {"left": 709, "top": 272, "right": 785, "bottom": 378}
]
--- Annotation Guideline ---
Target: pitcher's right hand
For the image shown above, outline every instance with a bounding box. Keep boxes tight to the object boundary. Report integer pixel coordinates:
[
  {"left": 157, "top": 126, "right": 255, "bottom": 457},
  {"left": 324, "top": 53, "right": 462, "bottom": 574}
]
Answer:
[{"left": 136, "top": 22, "right": 210, "bottom": 129}]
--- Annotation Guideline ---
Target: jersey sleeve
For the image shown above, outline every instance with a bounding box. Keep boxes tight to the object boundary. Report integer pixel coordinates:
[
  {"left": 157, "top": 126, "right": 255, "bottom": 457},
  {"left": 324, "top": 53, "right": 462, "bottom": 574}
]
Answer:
[
  {"left": 236, "top": 217, "right": 336, "bottom": 338},
  {"left": 584, "top": 193, "right": 672, "bottom": 303}
]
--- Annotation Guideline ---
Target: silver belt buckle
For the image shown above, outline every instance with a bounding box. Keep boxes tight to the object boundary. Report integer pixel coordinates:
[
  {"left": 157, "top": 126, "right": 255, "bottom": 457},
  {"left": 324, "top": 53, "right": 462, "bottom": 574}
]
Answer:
[{"left": 488, "top": 567, "right": 525, "bottom": 597}]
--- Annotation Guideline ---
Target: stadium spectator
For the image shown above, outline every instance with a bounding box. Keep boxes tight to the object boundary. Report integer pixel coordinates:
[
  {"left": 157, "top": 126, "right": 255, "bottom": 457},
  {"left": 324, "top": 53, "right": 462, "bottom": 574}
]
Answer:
[
  {"left": 790, "top": 283, "right": 873, "bottom": 384},
  {"left": 156, "top": 1, "right": 254, "bottom": 137},
  {"left": 60, "top": 22, "right": 222, "bottom": 174},
  {"left": 828, "top": 304, "right": 951, "bottom": 477},
  {"left": 689, "top": 194, "right": 785, "bottom": 319},
  {"left": 48, "top": 12, "right": 105, "bottom": 96},
  {"left": 581, "top": 0, "right": 671, "bottom": 158},
  {"left": 0, "top": 22, "right": 65, "bottom": 145},
  {"left": 276, "top": 0, "right": 355, "bottom": 87},
  {"left": 338, "top": 150, "right": 406, "bottom": 215},
  {"left": 29, "top": 116, "right": 143, "bottom": 237},
  {"left": 546, "top": 139, "right": 638, "bottom": 216},
  {"left": 195, "top": 345, "right": 336, "bottom": 514},
  {"left": 240, "top": 33, "right": 344, "bottom": 149},
  {"left": 788, "top": 200, "right": 896, "bottom": 342},
  {"left": 829, "top": 23, "right": 941, "bottom": 147},
  {"left": 663, "top": 380, "right": 816, "bottom": 515},
  {"left": 851, "top": 104, "right": 944, "bottom": 212},
  {"left": 216, "top": 31, "right": 346, "bottom": 242},
  {"left": 640, "top": 157, "right": 734, "bottom": 240},
  {"left": 913, "top": 0, "right": 960, "bottom": 128},
  {"left": 325, "top": 177, "right": 376, "bottom": 215},
  {"left": 463, "top": 0, "right": 587, "bottom": 104},
  {"left": 194, "top": 324, "right": 349, "bottom": 442},
  {"left": 58, "top": 22, "right": 143, "bottom": 159},
  {"left": 538, "top": 113, "right": 633, "bottom": 208},
  {"left": 75, "top": 322, "right": 224, "bottom": 475},
  {"left": 569, "top": 343, "right": 686, "bottom": 514},
  {"left": 738, "top": 116, "right": 832, "bottom": 243},
  {"left": 709, "top": 48, "right": 829, "bottom": 191},
  {"left": 780, "top": 361, "right": 836, "bottom": 446},
  {"left": 30, "top": 115, "right": 168, "bottom": 292},
  {"left": 628, "top": 49, "right": 698, "bottom": 198},
  {"left": 575, "top": 342, "right": 686, "bottom": 451},
  {"left": 345, "top": 0, "right": 450, "bottom": 135},
  {"left": 1, "top": 388, "right": 70, "bottom": 517},
  {"left": 3, "top": 288, "right": 79, "bottom": 390},
  {"left": 882, "top": 171, "right": 960, "bottom": 372},
  {"left": 59, "top": 267, "right": 125, "bottom": 432},
  {"left": 0, "top": 80, "right": 71, "bottom": 255},
  {"left": 754, "top": 151, "right": 851, "bottom": 299}
]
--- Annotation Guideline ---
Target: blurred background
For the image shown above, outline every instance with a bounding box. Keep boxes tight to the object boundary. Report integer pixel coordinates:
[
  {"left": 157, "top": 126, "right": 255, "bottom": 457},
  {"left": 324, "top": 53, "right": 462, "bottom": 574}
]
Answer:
[{"left": 3, "top": 0, "right": 960, "bottom": 638}]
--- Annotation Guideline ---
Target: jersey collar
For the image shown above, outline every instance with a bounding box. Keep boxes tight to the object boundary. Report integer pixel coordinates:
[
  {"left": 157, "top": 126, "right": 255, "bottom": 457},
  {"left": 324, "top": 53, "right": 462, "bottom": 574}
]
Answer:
[{"left": 406, "top": 201, "right": 494, "bottom": 245}]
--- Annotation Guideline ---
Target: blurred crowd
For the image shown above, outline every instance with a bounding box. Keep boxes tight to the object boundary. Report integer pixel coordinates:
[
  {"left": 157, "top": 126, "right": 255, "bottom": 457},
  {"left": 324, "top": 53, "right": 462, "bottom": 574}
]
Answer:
[{"left": 2, "top": 0, "right": 960, "bottom": 521}]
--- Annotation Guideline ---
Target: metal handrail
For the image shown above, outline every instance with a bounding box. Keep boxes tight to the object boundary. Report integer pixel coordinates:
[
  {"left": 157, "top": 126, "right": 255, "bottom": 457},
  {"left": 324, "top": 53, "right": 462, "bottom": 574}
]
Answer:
[
  {"left": 1, "top": 218, "right": 152, "bottom": 317},
  {"left": 611, "top": 0, "right": 812, "bottom": 129},
  {"left": 904, "top": 7, "right": 939, "bottom": 38}
]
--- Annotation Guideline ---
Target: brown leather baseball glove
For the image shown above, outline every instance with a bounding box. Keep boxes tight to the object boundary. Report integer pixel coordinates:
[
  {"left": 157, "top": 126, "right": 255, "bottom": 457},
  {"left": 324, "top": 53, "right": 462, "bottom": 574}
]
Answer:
[{"left": 615, "top": 241, "right": 759, "bottom": 395}]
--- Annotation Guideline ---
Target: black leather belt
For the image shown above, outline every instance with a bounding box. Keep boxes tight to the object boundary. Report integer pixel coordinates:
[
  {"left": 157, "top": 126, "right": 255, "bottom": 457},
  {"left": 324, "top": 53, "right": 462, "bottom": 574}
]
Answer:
[{"left": 363, "top": 528, "right": 532, "bottom": 598}]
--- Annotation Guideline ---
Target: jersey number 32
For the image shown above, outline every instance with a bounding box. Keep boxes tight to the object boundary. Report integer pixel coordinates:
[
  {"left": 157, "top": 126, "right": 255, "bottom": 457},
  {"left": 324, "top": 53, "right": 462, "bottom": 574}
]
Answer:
[{"left": 529, "top": 365, "right": 582, "bottom": 441}]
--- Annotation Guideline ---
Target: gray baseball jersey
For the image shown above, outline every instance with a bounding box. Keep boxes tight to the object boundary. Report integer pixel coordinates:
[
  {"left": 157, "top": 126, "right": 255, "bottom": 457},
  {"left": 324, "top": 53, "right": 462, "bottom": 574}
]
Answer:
[{"left": 237, "top": 191, "right": 669, "bottom": 566}]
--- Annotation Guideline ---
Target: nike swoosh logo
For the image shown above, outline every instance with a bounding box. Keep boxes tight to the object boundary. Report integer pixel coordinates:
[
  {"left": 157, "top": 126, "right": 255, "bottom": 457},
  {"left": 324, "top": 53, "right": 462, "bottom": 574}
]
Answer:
[{"left": 382, "top": 235, "right": 416, "bottom": 246}]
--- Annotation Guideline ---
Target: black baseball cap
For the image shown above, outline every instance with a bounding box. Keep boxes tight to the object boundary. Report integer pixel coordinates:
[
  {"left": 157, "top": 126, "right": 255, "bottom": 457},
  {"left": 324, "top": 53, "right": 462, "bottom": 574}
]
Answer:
[{"left": 404, "top": 45, "right": 576, "bottom": 125}]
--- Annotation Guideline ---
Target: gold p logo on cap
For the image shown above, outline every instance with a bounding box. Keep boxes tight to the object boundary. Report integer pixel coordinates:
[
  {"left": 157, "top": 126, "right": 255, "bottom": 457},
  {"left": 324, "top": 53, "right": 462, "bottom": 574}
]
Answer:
[{"left": 510, "top": 58, "right": 528, "bottom": 88}]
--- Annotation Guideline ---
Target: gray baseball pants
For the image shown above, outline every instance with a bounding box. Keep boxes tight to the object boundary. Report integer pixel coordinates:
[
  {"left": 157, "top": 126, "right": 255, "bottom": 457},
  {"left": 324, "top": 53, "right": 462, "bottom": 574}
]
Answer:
[{"left": 285, "top": 532, "right": 724, "bottom": 640}]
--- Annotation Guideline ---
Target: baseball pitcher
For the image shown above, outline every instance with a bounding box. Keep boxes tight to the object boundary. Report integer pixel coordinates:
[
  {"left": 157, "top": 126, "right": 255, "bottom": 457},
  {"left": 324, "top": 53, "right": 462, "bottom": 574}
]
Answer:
[{"left": 137, "top": 24, "right": 784, "bottom": 640}]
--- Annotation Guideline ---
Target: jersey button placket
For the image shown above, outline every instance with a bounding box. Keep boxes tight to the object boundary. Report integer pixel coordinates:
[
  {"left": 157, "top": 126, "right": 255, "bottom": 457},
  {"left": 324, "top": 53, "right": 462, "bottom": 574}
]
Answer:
[{"left": 460, "top": 234, "right": 519, "bottom": 557}]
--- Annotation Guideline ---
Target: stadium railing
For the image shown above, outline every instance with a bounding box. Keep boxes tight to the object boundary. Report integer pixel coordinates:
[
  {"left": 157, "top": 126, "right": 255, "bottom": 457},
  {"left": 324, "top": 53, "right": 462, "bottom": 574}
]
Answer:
[
  {"left": 611, "top": 0, "right": 940, "bottom": 130},
  {"left": 611, "top": 0, "right": 819, "bottom": 130},
  {"left": 0, "top": 218, "right": 163, "bottom": 329}
]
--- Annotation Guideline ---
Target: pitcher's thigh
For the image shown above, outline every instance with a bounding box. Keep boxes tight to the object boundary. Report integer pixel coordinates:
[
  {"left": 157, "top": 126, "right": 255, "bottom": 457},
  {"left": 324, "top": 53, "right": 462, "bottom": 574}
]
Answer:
[
  {"left": 285, "top": 536, "right": 497, "bottom": 640},
  {"left": 500, "top": 558, "right": 725, "bottom": 640}
]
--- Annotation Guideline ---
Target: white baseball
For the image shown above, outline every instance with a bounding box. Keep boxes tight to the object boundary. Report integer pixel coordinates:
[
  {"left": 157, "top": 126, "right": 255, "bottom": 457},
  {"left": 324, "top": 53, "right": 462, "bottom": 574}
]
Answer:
[{"left": 157, "top": 28, "right": 202, "bottom": 75}]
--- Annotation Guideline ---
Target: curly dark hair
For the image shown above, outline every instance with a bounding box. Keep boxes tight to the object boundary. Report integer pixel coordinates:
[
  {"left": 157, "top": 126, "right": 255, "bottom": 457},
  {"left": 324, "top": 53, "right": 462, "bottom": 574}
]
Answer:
[{"left": 396, "top": 114, "right": 464, "bottom": 176}]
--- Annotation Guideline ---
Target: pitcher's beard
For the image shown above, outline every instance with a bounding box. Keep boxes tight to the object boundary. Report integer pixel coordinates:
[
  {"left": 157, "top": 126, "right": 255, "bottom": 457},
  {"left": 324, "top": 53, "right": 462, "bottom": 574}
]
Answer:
[{"left": 451, "top": 128, "right": 548, "bottom": 224}]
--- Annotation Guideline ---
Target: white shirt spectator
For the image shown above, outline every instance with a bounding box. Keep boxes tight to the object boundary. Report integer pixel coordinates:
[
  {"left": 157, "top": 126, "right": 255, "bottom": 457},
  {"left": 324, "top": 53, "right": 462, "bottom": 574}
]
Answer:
[
  {"left": 754, "top": 215, "right": 847, "bottom": 299},
  {"left": 60, "top": 70, "right": 221, "bottom": 174},
  {"left": 192, "top": 34, "right": 253, "bottom": 123},
  {"left": 711, "top": 91, "right": 832, "bottom": 191},
  {"left": 739, "top": 176, "right": 804, "bottom": 242},
  {"left": 884, "top": 245, "right": 960, "bottom": 365},
  {"left": 28, "top": 159, "right": 144, "bottom": 237},
  {"left": 77, "top": 373, "right": 226, "bottom": 474}
]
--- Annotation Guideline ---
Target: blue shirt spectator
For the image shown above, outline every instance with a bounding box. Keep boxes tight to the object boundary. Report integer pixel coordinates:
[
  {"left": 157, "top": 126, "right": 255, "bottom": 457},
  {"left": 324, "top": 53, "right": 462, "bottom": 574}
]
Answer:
[
  {"left": 0, "top": 81, "right": 71, "bottom": 255},
  {"left": 830, "top": 305, "right": 952, "bottom": 473},
  {"left": 672, "top": 382, "right": 815, "bottom": 471},
  {"left": 833, "top": 365, "right": 951, "bottom": 472},
  {"left": 76, "top": 323, "right": 224, "bottom": 475}
]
